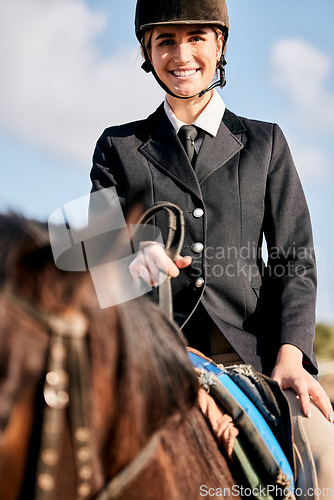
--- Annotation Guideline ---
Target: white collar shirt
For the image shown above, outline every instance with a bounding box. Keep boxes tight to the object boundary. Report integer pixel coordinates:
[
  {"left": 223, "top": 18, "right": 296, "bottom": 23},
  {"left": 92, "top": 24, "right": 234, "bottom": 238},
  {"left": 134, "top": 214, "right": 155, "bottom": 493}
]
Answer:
[{"left": 163, "top": 90, "right": 226, "bottom": 154}]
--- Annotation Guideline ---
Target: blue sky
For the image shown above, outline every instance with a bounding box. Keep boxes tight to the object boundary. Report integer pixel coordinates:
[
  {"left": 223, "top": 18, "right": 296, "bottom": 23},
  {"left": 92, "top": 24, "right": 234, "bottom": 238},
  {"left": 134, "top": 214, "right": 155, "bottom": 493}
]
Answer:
[{"left": 1, "top": 0, "right": 334, "bottom": 322}]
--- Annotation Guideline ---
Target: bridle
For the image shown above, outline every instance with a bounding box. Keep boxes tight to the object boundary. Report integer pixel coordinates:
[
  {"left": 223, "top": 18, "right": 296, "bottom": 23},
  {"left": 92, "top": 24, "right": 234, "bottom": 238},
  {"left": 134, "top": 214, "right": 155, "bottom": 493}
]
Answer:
[
  {"left": 4, "top": 201, "right": 185, "bottom": 499},
  {"left": 5, "top": 287, "right": 94, "bottom": 500},
  {"left": 4, "top": 288, "right": 162, "bottom": 500}
]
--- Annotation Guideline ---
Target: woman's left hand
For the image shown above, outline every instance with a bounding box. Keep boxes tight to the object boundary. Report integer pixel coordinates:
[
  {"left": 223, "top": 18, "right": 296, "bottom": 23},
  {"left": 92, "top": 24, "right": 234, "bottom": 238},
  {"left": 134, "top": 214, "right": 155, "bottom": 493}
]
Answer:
[{"left": 271, "top": 344, "right": 334, "bottom": 422}]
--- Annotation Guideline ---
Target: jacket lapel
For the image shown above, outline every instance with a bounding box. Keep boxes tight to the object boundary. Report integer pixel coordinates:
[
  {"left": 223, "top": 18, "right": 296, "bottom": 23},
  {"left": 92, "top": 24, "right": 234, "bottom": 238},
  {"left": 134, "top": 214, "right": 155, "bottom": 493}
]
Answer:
[
  {"left": 195, "top": 110, "right": 245, "bottom": 184},
  {"left": 138, "top": 104, "right": 202, "bottom": 198}
]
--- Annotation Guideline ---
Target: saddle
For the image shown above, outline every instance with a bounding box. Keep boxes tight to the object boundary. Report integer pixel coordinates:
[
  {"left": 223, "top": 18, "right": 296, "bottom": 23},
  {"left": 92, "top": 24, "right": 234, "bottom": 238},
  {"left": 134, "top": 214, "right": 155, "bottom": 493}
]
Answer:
[{"left": 189, "top": 348, "right": 295, "bottom": 500}]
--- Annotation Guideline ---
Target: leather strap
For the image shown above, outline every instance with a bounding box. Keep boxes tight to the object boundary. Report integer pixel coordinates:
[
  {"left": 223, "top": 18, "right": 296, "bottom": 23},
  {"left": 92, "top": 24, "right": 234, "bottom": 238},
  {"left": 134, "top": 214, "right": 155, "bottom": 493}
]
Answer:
[
  {"left": 133, "top": 202, "right": 185, "bottom": 320},
  {"left": 95, "top": 432, "right": 160, "bottom": 500},
  {"left": 4, "top": 289, "right": 93, "bottom": 500}
]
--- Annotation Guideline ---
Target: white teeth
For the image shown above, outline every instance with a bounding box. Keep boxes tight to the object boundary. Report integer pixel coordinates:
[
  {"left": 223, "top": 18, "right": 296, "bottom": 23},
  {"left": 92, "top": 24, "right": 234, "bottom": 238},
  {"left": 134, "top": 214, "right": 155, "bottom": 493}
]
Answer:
[{"left": 173, "top": 69, "right": 197, "bottom": 77}]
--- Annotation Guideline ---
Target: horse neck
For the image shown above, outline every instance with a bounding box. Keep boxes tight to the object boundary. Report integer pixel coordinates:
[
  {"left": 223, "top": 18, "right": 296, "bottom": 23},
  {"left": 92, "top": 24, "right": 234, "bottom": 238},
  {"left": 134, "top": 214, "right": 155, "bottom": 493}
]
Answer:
[{"left": 96, "top": 301, "right": 199, "bottom": 477}]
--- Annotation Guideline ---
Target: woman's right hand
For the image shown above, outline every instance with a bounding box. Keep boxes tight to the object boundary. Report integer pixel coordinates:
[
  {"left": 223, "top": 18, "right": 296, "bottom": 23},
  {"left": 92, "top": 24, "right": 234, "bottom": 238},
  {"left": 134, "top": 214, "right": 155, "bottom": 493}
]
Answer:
[{"left": 129, "top": 241, "right": 192, "bottom": 287}]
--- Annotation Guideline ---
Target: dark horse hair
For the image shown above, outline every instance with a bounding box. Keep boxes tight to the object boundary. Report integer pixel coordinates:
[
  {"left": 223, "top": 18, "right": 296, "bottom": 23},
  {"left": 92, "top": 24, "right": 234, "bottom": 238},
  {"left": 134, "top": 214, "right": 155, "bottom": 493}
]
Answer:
[{"left": 0, "top": 213, "right": 240, "bottom": 500}]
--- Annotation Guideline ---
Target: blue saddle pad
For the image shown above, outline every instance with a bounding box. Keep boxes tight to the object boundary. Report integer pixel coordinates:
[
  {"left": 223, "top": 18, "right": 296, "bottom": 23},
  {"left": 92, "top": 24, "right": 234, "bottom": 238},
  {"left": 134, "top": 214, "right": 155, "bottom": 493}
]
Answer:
[{"left": 189, "top": 351, "right": 295, "bottom": 493}]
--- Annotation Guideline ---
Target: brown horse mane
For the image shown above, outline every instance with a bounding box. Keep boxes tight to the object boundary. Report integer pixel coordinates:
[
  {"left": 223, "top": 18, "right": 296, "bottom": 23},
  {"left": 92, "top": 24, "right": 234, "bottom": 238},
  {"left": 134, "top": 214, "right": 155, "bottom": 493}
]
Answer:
[{"left": 0, "top": 213, "right": 239, "bottom": 500}]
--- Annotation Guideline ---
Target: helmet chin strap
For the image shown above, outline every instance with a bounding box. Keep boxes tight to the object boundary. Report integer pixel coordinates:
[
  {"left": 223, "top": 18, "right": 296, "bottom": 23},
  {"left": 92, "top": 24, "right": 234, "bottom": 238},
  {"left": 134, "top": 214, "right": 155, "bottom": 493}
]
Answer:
[
  {"left": 199, "top": 55, "right": 227, "bottom": 97},
  {"left": 141, "top": 42, "right": 227, "bottom": 100}
]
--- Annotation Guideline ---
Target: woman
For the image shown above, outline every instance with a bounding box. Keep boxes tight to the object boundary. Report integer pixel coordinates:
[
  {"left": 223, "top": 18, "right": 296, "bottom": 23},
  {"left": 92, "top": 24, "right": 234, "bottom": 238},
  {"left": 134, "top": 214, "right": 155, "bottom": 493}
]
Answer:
[{"left": 91, "top": 0, "right": 334, "bottom": 489}]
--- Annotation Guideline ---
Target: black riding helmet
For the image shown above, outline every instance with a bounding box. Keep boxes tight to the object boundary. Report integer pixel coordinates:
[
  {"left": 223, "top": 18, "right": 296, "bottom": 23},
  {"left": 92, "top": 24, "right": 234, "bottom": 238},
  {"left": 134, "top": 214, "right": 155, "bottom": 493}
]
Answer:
[{"left": 135, "top": 0, "right": 229, "bottom": 99}]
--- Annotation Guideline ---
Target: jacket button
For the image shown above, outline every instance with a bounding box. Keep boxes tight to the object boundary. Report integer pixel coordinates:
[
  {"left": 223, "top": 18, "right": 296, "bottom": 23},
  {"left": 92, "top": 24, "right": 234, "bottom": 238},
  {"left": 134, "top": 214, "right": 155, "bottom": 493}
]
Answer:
[
  {"left": 195, "top": 277, "right": 205, "bottom": 288},
  {"left": 193, "top": 208, "right": 204, "bottom": 218},
  {"left": 192, "top": 242, "right": 204, "bottom": 253}
]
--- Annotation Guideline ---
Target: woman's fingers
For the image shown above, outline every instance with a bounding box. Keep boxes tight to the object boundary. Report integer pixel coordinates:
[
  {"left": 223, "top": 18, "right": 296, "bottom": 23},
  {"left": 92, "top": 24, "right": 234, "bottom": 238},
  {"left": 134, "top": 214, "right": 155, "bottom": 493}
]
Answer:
[
  {"left": 292, "top": 378, "right": 333, "bottom": 420},
  {"left": 174, "top": 255, "right": 192, "bottom": 269},
  {"left": 129, "top": 260, "right": 157, "bottom": 286},
  {"left": 271, "top": 345, "right": 334, "bottom": 421},
  {"left": 296, "top": 386, "right": 312, "bottom": 418},
  {"left": 129, "top": 243, "right": 191, "bottom": 285},
  {"left": 308, "top": 382, "right": 334, "bottom": 422},
  {"left": 129, "top": 244, "right": 169, "bottom": 284},
  {"left": 273, "top": 367, "right": 334, "bottom": 421}
]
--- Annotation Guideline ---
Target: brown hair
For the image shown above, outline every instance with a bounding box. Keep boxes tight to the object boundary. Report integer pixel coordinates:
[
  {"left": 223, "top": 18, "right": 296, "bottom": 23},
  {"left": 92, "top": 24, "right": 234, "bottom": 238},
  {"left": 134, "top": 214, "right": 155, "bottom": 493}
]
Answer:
[{"left": 140, "top": 25, "right": 224, "bottom": 58}]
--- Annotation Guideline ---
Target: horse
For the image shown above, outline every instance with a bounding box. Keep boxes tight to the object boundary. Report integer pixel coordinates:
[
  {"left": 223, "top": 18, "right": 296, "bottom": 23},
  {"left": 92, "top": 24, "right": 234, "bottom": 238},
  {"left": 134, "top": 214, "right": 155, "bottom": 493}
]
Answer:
[{"left": 0, "top": 212, "right": 241, "bottom": 500}]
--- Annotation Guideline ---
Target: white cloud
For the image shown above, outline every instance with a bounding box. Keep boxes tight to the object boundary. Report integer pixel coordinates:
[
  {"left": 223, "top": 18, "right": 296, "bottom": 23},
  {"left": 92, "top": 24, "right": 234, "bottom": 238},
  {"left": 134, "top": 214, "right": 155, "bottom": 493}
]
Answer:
[
  {"left": 270, "top": 38, "right": 334, "bottom": 131},
  {"left": 0, "top": 0, "right": 164, "bottom": 165},
  {"left": 270, "top": 38, "right": 334, "bottom": 182},
  {"left": 289, "top": 141, "right": 331, "bottom": 183}
]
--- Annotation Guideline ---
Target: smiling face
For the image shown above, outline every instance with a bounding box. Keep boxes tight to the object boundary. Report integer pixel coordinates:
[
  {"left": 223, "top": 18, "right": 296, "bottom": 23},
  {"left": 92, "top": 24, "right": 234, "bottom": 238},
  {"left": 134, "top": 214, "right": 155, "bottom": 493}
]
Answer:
[{"left": 148, "top": 24, "right": 223, "bottom": 100}]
